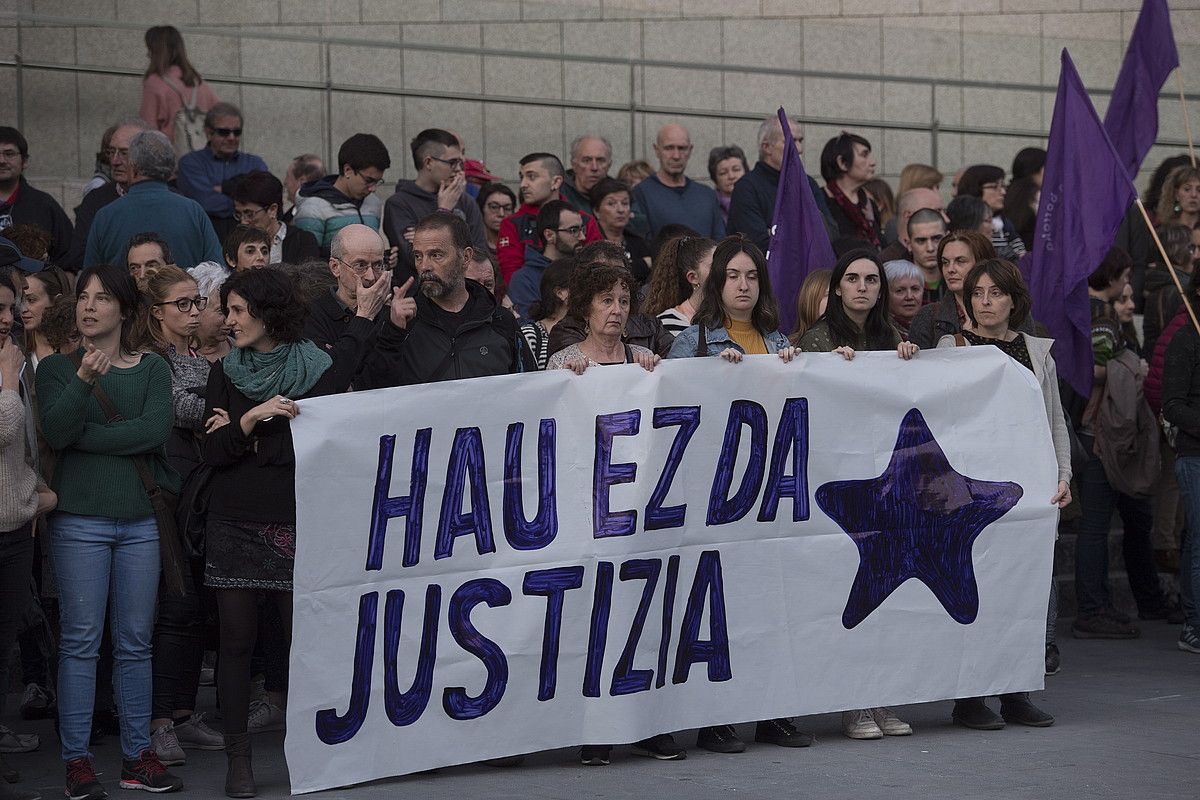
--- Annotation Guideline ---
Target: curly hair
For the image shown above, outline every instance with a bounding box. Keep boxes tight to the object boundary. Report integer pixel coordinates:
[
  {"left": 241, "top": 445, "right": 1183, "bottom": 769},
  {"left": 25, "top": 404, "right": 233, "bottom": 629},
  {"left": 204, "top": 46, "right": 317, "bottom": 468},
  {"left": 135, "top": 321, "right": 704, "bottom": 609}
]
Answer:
[
  {"left": 0, "top": 223, "right": 51, "bottom": 262},
  {"left": 37, "top": 294, "right": 79, "bottom": 352},
  {"left": 567, "top": 262, "right": 637, "bottom": 323},
  {"left": 1157, "top": 165, "right": 1200, "bottom": 224},
  {"left": 642, "top": 233, "right": 716, "bottom": 316},
  {"left": 219, "top": 268, "right": 308, "bottom": 344}
]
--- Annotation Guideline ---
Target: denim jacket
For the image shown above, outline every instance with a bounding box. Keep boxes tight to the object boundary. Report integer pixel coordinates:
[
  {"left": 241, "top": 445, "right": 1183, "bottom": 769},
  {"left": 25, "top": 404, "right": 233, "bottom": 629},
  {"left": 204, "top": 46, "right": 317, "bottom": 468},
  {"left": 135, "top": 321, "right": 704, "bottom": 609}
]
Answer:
[{"left": 667, "top": 324, "right": 789, "bottom": 359}]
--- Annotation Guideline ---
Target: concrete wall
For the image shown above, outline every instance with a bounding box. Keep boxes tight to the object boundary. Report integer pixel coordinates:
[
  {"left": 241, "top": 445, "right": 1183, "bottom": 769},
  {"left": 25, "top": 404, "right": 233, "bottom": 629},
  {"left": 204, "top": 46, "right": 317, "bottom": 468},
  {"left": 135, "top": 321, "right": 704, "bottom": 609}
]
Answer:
[{"left": 4, "top": 0, "right": 1200, "bottom": 217}]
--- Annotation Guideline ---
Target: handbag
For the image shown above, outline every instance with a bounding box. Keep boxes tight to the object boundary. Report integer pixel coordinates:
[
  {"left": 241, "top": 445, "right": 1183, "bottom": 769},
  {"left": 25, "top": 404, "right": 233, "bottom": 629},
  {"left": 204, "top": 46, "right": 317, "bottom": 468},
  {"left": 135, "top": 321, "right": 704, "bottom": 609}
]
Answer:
[
  {"left": 77, "top": 357, "right": 188, "bottom": 597},
  {"left": 175, "top": 462, "right": 213, "bottom": 560}
]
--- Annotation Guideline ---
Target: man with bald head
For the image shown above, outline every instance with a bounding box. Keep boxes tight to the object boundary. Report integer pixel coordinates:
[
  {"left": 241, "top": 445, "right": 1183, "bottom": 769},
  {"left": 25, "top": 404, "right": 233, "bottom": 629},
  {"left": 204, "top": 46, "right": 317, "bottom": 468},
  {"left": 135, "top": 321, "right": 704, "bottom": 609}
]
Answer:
[
  {"left": 303, "top": 223, "right": 399, "bottom": 390},
  {"left": 65, "top": 118, "right": 150, "bottom": 268},
  {"left": 728, "top": 114, "right": 836, "bottom": 252},
  {"left": 880, "top": 187, "right": 947, "bottom": 262},
  {"left": 631, "top": 123, "right": 725, "bottom": 239},
  {"left": 562, "top": 135, "right": 612, "bottom": 214}
]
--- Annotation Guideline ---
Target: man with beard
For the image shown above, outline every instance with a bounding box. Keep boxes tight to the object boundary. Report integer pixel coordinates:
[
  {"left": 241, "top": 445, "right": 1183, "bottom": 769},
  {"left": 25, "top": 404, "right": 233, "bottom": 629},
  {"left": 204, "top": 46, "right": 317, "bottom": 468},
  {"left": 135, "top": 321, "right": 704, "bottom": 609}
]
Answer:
[
  {"left": 507, "top": 200, "right": 584, "bottom": 319},
  {"left": 373, "top": 212, "right": 532, "bottom": 386},
  {"left": 0, "top": 127, "right": 73, "bottom": 264}
]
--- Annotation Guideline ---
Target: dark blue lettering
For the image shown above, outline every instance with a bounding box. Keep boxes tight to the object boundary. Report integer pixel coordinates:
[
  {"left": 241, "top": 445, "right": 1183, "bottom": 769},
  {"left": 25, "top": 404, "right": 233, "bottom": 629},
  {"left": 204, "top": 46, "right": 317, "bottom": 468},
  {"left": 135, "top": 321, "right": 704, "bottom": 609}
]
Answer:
[
  {"left": 503, "top": 420, "right": 558, "bottom": 551},
  {"left": 583, "top": 561, "right": 614, "bottom": 697},
  {"left": 645, "top": 406, "right": 701, "bottom": 531},
  {"left": 366, "top": 430, "right": 431, "bottom": 570},
  {"left": 443, "top": 578, "right": 511, "bottom": 720},
  {"left": 314, "top": 591, "right": 377, "bottom": 744},
  {"left": 435, "top": 427, "right": 495, "bottom": 560},
  {"left": 758, "top": 398, "right": 811, "bottom": 522},
  {"left": 610, "top": 559, "right": 661, "bottom": 696},
  {"left": 706, "top": 401, "right": 768, "bottom": 525},
  {"left": 673, "top": 551, "right": 732, "bottom": 684},
  {"left": 522, "top": 566, "right": 585, "bottom": 701},
  {"left": 656, "top": 555, "right": 680, "bottom": 689},
  {"left": 383, "top": 585, "right": 440, "bottom": 727},
  {"left": 593, "top": 411, "right": 641, "bottom": 538}
]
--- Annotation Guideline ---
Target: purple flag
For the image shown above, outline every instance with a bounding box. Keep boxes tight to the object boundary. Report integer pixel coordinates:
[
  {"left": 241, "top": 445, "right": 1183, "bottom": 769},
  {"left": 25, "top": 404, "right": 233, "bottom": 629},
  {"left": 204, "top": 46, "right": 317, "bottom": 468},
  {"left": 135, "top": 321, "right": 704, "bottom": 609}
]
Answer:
[
  {"left": 1103, "top": 0, "right": 1179, "bottom": 178},
  {"left": 1028, "top": 50, "right": 1137, "bottom": 399},
  {"left": 768, "top": 107, "right": 835, "bottom": 335}
]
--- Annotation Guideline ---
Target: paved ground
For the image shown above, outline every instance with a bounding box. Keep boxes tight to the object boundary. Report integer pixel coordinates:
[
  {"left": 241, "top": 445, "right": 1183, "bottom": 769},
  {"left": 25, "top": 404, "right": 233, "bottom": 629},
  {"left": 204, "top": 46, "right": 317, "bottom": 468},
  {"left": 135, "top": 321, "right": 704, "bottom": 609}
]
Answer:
[{"left": 4, "top": 621, "right": 1197, "bottom": 800}]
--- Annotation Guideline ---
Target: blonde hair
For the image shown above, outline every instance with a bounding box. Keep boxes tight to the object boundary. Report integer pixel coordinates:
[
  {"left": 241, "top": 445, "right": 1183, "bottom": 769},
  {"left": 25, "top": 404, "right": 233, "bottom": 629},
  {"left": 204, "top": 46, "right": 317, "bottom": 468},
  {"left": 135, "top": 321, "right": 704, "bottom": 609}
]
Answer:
[
  {"left": 790, "top": 268, "right": 832, "bottom": 343},
  {"left": 617, "top": 159, "right": 654, "bottom": 188},
  {"left": 1157, "top": 165, "right": 1200, "bottom": 223},
  {"left": 897, "top": 163, "right": 944, "bottom": 197},
  {"left": 133, "top": 264, "right": 198, "bottom": 353}
]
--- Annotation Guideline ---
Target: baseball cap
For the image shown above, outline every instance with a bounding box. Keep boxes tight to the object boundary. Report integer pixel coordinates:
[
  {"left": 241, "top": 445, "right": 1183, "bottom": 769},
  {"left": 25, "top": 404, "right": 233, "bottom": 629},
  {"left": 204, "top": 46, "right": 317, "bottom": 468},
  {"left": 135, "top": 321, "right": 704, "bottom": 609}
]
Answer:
[
  {"left": 0, "top": 236, "right": 44, "bottom": 273},
  {"left": 464, "top": 159, "right": 499, "bottom": 184}
]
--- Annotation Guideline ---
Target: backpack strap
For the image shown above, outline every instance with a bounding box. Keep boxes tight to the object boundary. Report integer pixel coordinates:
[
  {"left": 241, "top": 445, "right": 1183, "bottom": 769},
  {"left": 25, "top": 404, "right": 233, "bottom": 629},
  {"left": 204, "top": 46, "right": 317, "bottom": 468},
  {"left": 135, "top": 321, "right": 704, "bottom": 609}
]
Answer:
[
  {"left": 624, "top": 344, "right": 634, "bottom": 363},
  {"left": 954, "top": 333, "right": 966, "bottom": 347},
  {"left": 695, "top": 326, "right": 708, "bottom": 358}
]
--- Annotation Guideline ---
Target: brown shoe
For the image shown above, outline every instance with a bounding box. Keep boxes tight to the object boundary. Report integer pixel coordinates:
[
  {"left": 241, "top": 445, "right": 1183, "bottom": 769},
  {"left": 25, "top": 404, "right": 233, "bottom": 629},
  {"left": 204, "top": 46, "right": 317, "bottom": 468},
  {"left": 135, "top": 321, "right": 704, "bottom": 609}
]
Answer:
[{"left": 224, "top": 733, "right": 256, "bottom": 798}]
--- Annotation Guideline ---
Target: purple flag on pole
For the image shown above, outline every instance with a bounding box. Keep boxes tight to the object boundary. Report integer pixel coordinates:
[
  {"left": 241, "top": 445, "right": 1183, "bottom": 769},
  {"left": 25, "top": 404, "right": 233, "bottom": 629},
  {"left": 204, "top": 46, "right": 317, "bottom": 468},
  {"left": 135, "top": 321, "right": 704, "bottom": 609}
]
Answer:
[
  {"left": 1103, "top": 0, "right": 1179, "bottom": 178},
  {"left": 1028, "top": 50, "right": 1138, "bottom": 399},
  {"left": 768, "top": 107, "right": 836, "bottom": 335}
]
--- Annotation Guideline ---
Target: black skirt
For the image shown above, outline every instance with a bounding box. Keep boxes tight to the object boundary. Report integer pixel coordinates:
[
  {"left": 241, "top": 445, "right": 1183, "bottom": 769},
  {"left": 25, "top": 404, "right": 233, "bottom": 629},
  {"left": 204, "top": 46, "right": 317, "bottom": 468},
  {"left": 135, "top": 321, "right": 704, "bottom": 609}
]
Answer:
[{"left": 203, "top": 516, "right": 295, "bottom": 591}]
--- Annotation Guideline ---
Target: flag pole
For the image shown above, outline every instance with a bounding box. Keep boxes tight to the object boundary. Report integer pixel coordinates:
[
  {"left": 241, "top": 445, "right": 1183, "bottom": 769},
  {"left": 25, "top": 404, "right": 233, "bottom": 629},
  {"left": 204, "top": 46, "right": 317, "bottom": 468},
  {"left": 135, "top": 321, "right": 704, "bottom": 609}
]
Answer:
[
  {"left": 1135, "top": 197, "right": 1200, "bottom": 336},
  {"left": 1177, "top": 71, "right": 1198, "bottom": 167}
]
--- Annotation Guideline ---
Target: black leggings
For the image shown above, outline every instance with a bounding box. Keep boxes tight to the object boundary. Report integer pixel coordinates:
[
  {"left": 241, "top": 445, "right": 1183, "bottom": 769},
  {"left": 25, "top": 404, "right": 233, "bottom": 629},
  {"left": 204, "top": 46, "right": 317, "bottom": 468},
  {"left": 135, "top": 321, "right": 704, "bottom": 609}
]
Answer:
[
  {"left": 215, "top": 589, "right": 292, "bottom": 735},
  {"left": 151, "top": 557, "right": 207, "bottom": 719}
]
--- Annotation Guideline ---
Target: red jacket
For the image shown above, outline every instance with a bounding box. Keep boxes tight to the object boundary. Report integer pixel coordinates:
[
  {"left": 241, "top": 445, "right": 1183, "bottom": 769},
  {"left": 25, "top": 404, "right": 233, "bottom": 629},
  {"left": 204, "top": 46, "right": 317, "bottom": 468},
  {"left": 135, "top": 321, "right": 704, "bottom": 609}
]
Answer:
[
  {"left": 497, "top": 195, "right": 602, "bottom": 282},
  {"left": 1146, "top": 305, "right": 1191, "bottom": 416}
]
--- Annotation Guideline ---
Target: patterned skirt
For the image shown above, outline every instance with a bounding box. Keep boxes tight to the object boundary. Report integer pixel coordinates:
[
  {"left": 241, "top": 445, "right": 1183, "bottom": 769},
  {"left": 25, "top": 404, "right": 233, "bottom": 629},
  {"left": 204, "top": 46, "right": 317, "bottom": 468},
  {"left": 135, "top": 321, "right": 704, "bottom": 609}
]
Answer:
[{"left": 204, "top": 516, "right": 295, "bottom": 591}]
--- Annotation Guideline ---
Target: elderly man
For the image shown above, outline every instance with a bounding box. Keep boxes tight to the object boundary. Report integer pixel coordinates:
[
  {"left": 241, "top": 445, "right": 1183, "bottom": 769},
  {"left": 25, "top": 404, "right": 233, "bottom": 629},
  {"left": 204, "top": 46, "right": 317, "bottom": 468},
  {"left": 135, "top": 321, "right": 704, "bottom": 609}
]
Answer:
[
  {"left": 84, "top": 130, "right": 222, "bottom": 268},
  {"left": 632, "top": 124, "right": 724, "bottom": 239},
  {"left": 176, "top": 102, "right": 268, "bottom": 238},
  {"left": 562, "top": 135, "right": 612, "bottom": 214},
  {"left": 728, "top": 114, "right": 835, "bottom": 252},
  {"left": 65, "top": 118, "right": 149, "bottom": 269},
  {"left": 303, "top": 223, "right": 397, "bottom": 391}
]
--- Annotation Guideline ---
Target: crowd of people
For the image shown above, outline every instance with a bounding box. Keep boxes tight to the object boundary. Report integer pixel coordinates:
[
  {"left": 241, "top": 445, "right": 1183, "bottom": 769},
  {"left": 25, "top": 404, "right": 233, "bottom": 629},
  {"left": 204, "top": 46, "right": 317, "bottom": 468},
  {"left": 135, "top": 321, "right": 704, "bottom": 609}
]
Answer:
[{"left": 0, "top": 23, "right": 1197, "bottom": 800}]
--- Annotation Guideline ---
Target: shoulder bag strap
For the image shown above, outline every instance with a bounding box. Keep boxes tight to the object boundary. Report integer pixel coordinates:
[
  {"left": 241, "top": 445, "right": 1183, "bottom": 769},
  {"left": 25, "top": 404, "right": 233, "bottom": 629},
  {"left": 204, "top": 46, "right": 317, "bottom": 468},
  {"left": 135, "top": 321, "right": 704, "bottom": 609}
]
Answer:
[
  {"left": 954, "top": 333, "right": 966, "bottom": 347},
  {"left": 696, "top": 325, "right": 708, "bottom": 358}
]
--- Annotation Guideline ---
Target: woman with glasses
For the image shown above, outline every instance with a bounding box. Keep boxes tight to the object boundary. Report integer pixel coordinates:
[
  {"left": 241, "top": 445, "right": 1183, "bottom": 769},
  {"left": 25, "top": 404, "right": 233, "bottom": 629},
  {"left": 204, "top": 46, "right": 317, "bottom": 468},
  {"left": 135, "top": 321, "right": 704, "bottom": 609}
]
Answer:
[
  {"left": 131, "top": 265, "right": 227, "bottom": 767},
  {"left": 590, "top": 177, "right": 652, "bottom": 282},
  {"left": 476, "top": 182, "right": 517, "bottom": 260},
  {"left": 955, "top": 165, "right": 1025, "bottom": 260},
  {"left": 229, "top": 171, "right": 321, "bottom": 265}
]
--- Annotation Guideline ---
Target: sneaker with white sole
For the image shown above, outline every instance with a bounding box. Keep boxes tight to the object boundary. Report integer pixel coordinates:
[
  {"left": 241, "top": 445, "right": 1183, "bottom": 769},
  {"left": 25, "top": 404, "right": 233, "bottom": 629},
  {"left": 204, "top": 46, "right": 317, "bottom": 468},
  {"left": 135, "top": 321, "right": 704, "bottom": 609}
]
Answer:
[
  {"left": 173, "top": 713, "right": 224, "bottom": 751},
  {"left": 0, "top": 726, "right": 38, "bottom": 754},
  {"left": 151, "top": 722, "right": 185, "bottom": 767},
  {"left": 869, "top": 707, "right": 912, "bottom": 736},
  {"left": 198, "top": 652, "right": 216, "bottom": 687},
  {"left": 246, "top": 700, "right": 286, "bottom": 734},
  {"left": 841, "top": 708, "right": 883, "bottom": 740},
  {"left": 1179, "top": 624, "right": 1200, "bottom": 654}
]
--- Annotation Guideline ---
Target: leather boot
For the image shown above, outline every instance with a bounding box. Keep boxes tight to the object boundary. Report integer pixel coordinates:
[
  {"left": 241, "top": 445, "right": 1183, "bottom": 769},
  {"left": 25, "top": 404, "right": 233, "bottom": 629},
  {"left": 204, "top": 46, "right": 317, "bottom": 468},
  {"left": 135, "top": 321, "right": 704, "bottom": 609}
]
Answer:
[{"left": 224, "top": 732, "right": 256, "bottom": 798}]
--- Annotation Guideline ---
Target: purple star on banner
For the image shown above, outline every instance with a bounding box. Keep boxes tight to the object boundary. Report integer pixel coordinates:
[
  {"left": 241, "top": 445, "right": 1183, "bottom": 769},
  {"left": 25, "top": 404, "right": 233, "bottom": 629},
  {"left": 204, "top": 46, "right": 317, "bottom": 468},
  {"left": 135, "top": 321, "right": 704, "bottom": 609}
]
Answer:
[{"left": 815, "top": 408, "right": 1024, "bottom": 629}]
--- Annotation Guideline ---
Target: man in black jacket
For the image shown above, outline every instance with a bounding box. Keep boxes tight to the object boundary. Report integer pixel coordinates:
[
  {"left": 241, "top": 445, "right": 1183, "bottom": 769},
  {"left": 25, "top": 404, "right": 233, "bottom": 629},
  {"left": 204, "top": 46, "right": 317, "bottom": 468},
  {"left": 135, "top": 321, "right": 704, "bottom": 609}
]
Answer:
[
  {"left": 727, "top": 114, "right": 835, "bottom": 253},
  {"left": 372, "top": 213, "right": 532, "bottom": 386},
  {"left": 0, "top": 126, "right": 73, "bottom": 264},
  {"left": 65, "top": 118, "right": 149, "bottom": 270}
]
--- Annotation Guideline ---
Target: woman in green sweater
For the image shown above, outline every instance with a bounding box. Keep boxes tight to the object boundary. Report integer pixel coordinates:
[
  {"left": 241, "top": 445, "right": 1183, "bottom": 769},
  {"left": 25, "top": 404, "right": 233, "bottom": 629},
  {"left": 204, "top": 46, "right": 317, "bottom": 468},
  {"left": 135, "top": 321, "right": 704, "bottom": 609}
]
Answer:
[{"left": 36, "top": 263, "right": 184, "bottom": 799}]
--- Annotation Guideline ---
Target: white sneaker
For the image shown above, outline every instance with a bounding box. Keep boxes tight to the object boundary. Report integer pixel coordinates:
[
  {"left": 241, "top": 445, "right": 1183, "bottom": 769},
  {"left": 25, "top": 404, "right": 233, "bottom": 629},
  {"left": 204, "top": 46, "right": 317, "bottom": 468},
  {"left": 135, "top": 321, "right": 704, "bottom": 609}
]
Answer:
[
  {"left": 174, "top": 712, "right": 225, "bottom": 750},
  {"left": 841, "top": 708, "right": 883, "bottom": 740},
  {"left": 247, "top": 699, "right": 286, "bottom": 733},
  {"left": 870, "top": 707, "right": 913, "bottom": 736},
  {"left": 151, "top": 721, "right": 186, "bottom": 766}
]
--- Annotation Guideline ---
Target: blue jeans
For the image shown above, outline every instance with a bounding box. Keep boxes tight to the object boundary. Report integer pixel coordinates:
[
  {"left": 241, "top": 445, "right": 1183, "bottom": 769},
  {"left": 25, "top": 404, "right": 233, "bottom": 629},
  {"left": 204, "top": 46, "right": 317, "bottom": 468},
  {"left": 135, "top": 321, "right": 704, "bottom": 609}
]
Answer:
[
  {"left": 50, "top": 512, "right": 160, "bottom": 761},
  {"left": 1175, "top": 457, "right": 1200, "bottom": 628}
]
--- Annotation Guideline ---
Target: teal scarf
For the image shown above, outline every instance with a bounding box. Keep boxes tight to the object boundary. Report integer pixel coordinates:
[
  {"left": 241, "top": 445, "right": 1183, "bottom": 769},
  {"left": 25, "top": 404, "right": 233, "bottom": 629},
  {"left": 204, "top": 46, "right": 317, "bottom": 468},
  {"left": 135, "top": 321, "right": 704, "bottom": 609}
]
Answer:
[{"left": 222, "top": 341, "right": 332, "bottom": 402}]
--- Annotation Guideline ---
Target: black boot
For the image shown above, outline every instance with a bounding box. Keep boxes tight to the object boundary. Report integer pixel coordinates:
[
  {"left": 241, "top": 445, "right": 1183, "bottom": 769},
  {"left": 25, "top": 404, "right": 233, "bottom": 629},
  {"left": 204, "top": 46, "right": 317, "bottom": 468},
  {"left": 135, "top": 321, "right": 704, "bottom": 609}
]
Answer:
[
  {"left": 224, "top": 733, "right": 256, "bottom": 798},
  {"left": 952, "top": 697, "right": 1005, "bottom": 730},
  {"left": 999, "top": 692, "right": 1055, "bottom": 727}
]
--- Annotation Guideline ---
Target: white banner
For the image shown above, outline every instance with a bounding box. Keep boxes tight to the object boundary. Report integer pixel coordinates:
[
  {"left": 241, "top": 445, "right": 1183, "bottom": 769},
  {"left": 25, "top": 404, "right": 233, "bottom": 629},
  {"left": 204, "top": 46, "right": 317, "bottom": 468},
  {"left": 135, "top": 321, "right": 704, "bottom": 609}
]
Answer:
[{"left": 286, "top": 348, "right": 1057, "bottom": 794}]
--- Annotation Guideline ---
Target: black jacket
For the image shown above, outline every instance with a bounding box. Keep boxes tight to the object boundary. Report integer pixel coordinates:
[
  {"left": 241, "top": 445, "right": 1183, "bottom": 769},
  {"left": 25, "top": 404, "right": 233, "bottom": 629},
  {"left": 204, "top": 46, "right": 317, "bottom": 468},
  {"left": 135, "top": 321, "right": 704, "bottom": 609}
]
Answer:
[
  {"left": 907, "top": 292, "right": 1034, "bottom": 350},
  {"left": 302, "top": 291, "right": 393, "bottom": 391},
  {"left": 1163, "top": 326, "right": 1200, "bottom": 457},
  {"left": 281, "top": 225, "right": 321, "bottom": 264},
  {"left": 727, "top": 162, "right": 836, "bottom": 253},
  {"left": 382, "top": 180, "right": 490, "bottom": 289},
  {"left": 65, "top": 182, "right": 121, "bottom": 269},
  {"left": 3, "top": 177, "right": 73, "bottom": 263},
  {"left": 372, "top": 279, "right": 533, "bottom": 386},
  {"left": 548, "top": 312, "right": 675, "bottom": 358},
  {"left": 1142, "top": 264, "right": 1187, "bottom": 360}
]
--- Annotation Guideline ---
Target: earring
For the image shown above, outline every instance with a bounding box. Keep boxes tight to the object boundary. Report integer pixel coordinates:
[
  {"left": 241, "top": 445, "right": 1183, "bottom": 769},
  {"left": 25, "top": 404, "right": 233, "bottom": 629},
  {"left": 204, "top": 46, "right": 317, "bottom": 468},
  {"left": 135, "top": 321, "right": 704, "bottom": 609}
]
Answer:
[{"left": 1175, "top": 202, "right": 1183, "bottom": 214}]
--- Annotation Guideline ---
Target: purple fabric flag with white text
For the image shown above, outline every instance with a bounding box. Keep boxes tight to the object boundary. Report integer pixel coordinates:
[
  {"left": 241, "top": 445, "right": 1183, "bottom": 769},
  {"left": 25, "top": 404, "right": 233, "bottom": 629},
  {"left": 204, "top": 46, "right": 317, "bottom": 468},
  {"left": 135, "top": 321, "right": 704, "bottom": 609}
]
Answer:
[
  {"left": 768, "top": 107, "right": 835, "bottom": 335},
  {"left": 1103, "top": 0, "right": 1179, "bottom": 179},
  {"left": 1028, "top": 50, "right": 1137, "bottom": 399}
]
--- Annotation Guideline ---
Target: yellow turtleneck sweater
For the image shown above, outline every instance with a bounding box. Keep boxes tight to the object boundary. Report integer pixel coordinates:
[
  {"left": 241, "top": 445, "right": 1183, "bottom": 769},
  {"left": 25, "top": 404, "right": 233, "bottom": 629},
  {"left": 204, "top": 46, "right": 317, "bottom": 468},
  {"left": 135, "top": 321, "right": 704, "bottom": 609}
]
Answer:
[{"left": 726, "top": 316, "right": 768, "bottom": 354}]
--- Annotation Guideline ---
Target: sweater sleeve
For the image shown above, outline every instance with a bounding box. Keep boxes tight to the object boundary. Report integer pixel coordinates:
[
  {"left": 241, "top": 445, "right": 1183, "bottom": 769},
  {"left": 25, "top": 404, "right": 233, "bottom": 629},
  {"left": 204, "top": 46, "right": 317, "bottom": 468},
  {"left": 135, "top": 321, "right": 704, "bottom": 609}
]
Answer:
[
  {"left": 177, "top": 154, "right": 227, "bottom": 217},
  {"left": 307, "top": 318, "right": 376, "bottom": 395},
  {"left": 497, "top": 216, "right": 523, "bottom": 282},
  {"left": 35, "top": 356, "right": 94, "bottom": 450},
  {"left": 71, "top": 358, "right": 174, "bottom": 455},
  {"left": 0, "top": 389, "right": 24, "bottom": 449},
  {"left": 201, "top": 363, "right": 253, "bottom": 467}
]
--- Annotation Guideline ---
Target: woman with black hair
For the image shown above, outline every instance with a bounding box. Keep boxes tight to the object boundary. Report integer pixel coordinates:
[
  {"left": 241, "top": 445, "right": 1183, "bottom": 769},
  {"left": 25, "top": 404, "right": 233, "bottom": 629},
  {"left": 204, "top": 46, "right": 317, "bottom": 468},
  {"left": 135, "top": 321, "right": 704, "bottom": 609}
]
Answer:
[
  {"left": 956, "top": 164, "right": 1025, "bottom": 259},
  {"left": 36, "top": 263, "right": 185, "bottom": 798},
  {"left": 820, "top": 132, "right": 880, "bottom": 247},
  {"left": 202, "top": 267, "right": 378, "bottom": 797},
  {"left": 946, "top": 195, "right": 993, "bottom": 237},
  {"left": 590, "top": 177, "right": 652, "bottom": 280},
  {"left": 520, "top": 257, "right": 575, "bottom": 370}
]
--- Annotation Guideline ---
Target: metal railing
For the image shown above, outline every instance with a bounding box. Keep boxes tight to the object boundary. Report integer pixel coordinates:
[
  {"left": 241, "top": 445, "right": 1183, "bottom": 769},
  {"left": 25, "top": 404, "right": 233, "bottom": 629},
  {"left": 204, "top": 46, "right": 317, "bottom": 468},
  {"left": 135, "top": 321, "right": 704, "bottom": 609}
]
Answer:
[{"left": 4, "top": 10, "right": 1197, "bottom": 174}]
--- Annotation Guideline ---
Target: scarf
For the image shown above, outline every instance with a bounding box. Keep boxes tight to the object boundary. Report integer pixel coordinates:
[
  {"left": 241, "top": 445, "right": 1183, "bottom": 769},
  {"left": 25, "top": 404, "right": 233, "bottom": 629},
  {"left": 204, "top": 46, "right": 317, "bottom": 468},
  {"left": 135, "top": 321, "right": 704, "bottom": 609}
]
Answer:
[
  {"left": 826, "top": 181, "right": 880, "bottom": 247},
  {"left": 221, "top": 340, "right": 332, "bottom": 402}
]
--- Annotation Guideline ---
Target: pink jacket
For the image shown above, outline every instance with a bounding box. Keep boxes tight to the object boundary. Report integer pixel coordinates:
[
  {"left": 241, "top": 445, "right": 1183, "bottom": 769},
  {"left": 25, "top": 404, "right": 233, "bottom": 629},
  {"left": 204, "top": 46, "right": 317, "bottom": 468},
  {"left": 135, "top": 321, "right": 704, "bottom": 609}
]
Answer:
[{"left": 139, "top": 66, "right": 219, "bottom": 136}]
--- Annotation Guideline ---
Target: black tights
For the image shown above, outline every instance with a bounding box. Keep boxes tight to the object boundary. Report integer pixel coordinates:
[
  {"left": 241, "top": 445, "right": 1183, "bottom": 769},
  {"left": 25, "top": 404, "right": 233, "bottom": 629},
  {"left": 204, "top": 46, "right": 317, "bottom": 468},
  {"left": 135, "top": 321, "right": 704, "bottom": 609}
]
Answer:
[{"left": 215, "top": 589, "right": 292, "bottom": 735}]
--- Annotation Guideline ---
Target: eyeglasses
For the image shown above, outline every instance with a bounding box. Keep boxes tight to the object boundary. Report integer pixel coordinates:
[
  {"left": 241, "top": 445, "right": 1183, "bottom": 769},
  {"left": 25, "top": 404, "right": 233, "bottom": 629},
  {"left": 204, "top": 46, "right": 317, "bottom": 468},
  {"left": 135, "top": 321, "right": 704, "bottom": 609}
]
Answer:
[
  {"left": 154, "top": 296, "right": 208, "bottom": 312},
  {"left": 485, "top": 201, "right": 514, "bottom": 214},
  {"left": 211, "top": 127, "right": 242, "bottom": 138},
  {"left": 104, "top": 147, "right": 130, "bottom": 159},
  {"left": 1189, "top": 244, "right": 1200, "bottom": 254},
  {"left": 430, "top": 156, "right": 465, "bottom": 170},
  {"left": 354, "top": 170, "right": 384, "bottom": 187},
  {"left": 555, "top": 225, "right": 584, "bottom": 236},
  {"left": 981, "top": 181, "right": 1008, "bottom": 192},
  {"left": 233, "top": 206, "right": 269, "bottom": 222},
  {"left": 334, "top": 256, "right": 385, "bottom": 274},
  {"left": 0, "top": 149, "right": 24, "bottom": 161}
]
